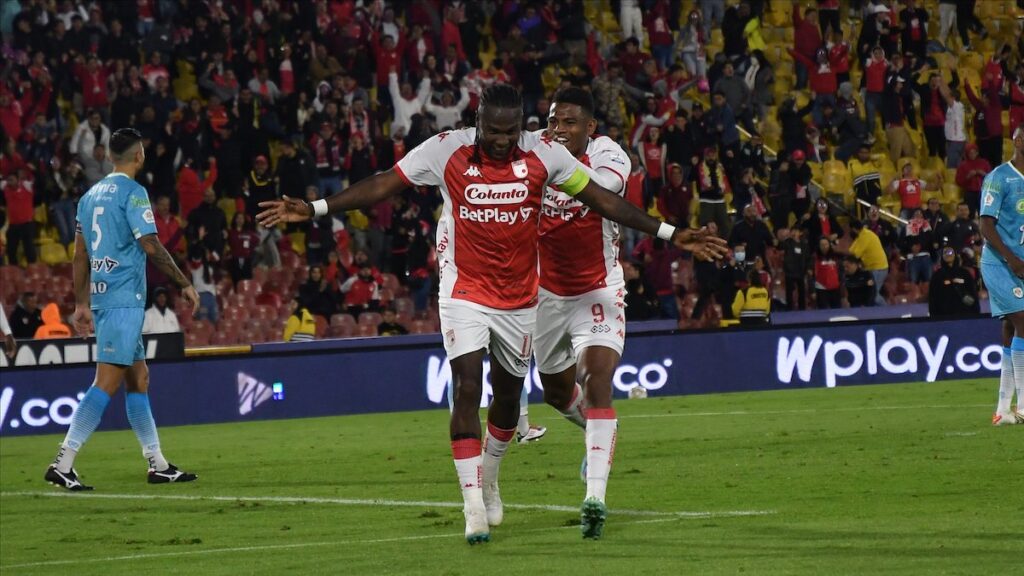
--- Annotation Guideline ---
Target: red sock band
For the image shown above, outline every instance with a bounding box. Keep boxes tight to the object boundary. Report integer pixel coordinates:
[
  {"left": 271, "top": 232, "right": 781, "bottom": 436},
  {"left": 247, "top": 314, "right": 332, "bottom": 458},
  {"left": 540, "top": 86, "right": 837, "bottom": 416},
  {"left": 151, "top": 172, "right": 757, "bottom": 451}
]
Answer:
[
  {"left": 586, "top": 407, "right": 617, "bottom": 420},
  {"left": 487, "top": 421, "right": 516, "bottom": 442},
  {"left": 451, "top": 438, "right": 481, "bottom": 460}
]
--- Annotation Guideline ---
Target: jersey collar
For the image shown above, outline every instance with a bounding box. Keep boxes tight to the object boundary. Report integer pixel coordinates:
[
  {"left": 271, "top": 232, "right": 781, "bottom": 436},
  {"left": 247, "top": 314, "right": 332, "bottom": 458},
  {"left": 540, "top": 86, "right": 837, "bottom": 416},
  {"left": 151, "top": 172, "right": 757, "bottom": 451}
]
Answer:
[{"left": 108, "top": 172, "right": 131, "bottom": 179}]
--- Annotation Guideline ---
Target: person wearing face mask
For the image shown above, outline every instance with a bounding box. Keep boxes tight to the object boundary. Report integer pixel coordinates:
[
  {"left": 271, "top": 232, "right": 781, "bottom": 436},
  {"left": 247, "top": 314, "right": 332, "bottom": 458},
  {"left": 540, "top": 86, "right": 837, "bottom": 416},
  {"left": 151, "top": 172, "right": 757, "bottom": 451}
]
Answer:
[
  {"left": 929, "top": 246, "right": 980, "bottom": 316},
  {"left": 729, "top": 204, "right": 774, "bottom": 264}
]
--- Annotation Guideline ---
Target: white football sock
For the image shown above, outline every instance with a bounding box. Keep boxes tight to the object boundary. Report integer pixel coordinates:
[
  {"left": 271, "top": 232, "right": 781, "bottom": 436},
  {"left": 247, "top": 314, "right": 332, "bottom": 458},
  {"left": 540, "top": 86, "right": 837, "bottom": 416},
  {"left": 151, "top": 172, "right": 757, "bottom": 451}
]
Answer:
[
  {"left": 998, "top": 347, "right": 1015, "bottom": 414},
  {"left": 452, "top": 439, "right": 483, "bottom": 507},
  {"left": 585, "top": 408, "right": 617, "bottom": 503},
  {"left": 483, "top": 422, "right": 514, "bottom": 486},
  {"left": 559, "top": 383, "right": 587, "bottom": 429},
  {"left": 1009, "top": 347, "right": 1024, "bottom": 415},
  {"left": 53, "top": 443, "right": 78, "bottom": 474}
]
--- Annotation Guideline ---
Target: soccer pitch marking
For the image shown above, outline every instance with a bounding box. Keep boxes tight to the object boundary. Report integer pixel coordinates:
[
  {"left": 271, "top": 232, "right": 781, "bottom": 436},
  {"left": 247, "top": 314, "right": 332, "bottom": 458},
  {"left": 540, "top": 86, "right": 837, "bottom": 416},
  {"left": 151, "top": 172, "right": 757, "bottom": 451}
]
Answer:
[
  {"left": 0, "top": 490, "right": 775, "bottom": 519},
  {"left": 587, "top": 403, "right": 993, "bottom": 420},
  {"left": 0, "top": 510, "right": 712, "bottom": 570}
]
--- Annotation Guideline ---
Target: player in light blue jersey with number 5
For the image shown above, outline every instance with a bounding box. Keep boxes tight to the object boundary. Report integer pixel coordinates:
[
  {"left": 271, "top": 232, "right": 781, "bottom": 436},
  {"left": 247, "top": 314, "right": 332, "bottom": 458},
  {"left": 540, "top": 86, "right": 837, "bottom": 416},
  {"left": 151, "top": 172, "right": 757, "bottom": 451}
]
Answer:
[
  {"left": 978, "top": 126, "right": 1024, "bottom": 427},
  {"left": 45, "top": 129, "right": 201, "bottom": 490}
]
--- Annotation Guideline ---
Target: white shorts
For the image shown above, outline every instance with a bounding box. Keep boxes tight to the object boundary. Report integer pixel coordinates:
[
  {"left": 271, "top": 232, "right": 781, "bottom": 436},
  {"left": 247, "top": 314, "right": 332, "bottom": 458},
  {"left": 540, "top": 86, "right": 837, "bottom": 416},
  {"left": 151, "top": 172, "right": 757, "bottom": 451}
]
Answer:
[
  {"left": 533, "top": 285, "right": 626, "bottom": 374},
  {"left": 439, "top": 299, "right": 537, "bottom": 378}
]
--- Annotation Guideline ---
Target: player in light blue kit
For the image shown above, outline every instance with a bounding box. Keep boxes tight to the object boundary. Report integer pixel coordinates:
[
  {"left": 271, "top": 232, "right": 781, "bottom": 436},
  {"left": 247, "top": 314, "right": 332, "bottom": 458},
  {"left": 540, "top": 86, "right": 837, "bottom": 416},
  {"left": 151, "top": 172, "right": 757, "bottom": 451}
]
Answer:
[
  {"left": 45, "top": 129, "right": 201, "bottom": 490},
  {"left": 978, "top": 127, "right": 1024, "bottom": 427}
]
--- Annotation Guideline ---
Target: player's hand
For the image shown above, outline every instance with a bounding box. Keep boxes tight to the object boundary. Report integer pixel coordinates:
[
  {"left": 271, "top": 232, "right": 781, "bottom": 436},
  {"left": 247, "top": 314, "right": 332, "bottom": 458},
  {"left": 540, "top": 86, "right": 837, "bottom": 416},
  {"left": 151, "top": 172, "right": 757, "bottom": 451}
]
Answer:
[
  {"left": 3, "top": 334, "right": 16, "bottom": 359},
  {"left": 1010, "top": 256, "right": 1024, "bottom": 279},
  {"left": 672, "top": 227, "right": 729, "bottom": 261},
  {"left": 181, "top": 285, "right": 201, "bottom": 315},
  {"left": 257, "top": 195, "right": 313, "bottom": 227},
  {"left": 72, "top": 306, "right": 94, "bottom": 337}
]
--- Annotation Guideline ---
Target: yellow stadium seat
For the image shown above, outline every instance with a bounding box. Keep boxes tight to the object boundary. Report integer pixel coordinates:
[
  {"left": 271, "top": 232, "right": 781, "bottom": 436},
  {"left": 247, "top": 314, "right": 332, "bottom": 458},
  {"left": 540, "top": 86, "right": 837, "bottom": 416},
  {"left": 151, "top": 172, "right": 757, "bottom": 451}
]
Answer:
[
  {"left": 943, "top": 183, "right": 963, "bottom": 202},
  {"left": 217, "top": 198, "right": 237, "bottom": 226},
  {"left": 290, "top": 231, "right": 306, "bottom": 255},
  {"left": 823, "top": 171, "right": 851, "bottom": 194},
  {"left": 40, "top": 242, "right": 69, "bottom": 266},
  {"left": 824, "top": 159, "right": 846, "bottom": 175}
]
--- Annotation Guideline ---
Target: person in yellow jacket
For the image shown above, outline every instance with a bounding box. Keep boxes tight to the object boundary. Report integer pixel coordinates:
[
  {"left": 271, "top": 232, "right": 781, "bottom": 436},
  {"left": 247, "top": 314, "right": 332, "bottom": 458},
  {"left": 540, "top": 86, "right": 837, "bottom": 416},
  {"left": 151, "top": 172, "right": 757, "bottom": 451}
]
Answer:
[
  {"left": 34, "top": 303, "right": 72, "bottom": 339},
  {"left": 848, "top": 219, "right": 889, "bottom": 305},
  {"left": 732, "top": 269, "right": 771, "bottom": 325},
  {"left": 283, "top": 298, "right": 317, "bottom": 342}
]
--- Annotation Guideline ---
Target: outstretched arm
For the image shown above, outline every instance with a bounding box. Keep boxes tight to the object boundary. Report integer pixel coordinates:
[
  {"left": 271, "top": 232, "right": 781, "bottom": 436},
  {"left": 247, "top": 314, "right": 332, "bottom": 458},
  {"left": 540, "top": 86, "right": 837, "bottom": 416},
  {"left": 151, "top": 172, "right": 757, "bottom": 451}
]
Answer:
[
  {"left": 573, "top": 179, "right": 728, "bottom": 260},
  {"left": 257, "top": 168, "right": 408, "bottom": 226}
]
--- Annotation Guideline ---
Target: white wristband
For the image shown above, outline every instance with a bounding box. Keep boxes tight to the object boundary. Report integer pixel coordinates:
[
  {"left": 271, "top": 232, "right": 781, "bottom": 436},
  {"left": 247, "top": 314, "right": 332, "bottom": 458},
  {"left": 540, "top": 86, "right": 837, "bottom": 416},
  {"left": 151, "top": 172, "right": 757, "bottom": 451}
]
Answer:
[
  {"left": 311, "top": 199, "right": 329, "bottom": 217},
  {"left": 656, "top": 222, "right": 676, "bottom": 241}
]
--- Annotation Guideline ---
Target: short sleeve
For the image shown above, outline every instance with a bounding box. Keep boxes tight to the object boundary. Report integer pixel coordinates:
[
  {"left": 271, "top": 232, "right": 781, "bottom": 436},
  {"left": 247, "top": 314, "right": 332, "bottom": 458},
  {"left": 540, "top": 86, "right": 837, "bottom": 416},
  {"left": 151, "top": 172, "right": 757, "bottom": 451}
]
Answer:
[
  {"left": 539, "top": 140, "right": 590, "bottom": 196},
  {"left": 980, "top": 170, "right": 1002, "bottom": 219},
  {"left": 126, "top": 185, "right": 157, "bottom": 239},
  {"left": 587, "top": 139, "right": 631, "bottom": 195},
  {"left": 394, "top": 132, "right": 448, "bottom": 187}
]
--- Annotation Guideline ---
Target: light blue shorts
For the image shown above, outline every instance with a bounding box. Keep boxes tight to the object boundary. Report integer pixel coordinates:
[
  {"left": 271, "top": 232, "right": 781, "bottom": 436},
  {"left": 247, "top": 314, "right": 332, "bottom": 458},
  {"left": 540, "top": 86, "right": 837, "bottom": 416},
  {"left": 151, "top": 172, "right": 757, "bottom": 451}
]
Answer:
[
  {"left": 95, "top": 308, "right": 146, "bottom": 366},
  {"left": 981, "top": 261, "right": 1024, "bottom": 318}
]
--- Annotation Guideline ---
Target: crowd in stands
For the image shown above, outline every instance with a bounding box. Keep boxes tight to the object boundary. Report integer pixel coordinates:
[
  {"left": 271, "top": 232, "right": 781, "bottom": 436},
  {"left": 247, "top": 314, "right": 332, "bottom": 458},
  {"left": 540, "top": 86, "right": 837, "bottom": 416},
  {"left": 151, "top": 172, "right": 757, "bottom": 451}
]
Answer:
[{"left": 0, "top": 0, "right": 1012, "bottom": 345}]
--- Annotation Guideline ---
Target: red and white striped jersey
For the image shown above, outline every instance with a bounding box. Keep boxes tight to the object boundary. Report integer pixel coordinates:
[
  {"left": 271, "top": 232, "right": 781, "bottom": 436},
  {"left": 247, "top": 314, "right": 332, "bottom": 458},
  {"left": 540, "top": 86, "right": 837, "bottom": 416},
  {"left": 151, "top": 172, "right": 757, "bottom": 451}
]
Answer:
[
  {"left": 539, "top": 135, "right": 631, "bottom": 296},
  {"left": 395, "top": 128, "right": 589, "bottom": 310}
]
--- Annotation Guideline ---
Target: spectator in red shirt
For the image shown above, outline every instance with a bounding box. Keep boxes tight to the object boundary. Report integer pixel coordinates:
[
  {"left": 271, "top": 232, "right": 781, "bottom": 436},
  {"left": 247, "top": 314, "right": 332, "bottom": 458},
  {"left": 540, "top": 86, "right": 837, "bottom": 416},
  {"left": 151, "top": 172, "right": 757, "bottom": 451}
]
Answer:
[
  {"left": 227, "top": 213, "right": 260, "bottom": 284},
  {"left": 638, "top": 126, "right": 666, "bottom": 208},
  {"left": 657, "top": 163, "right": 692, "bottom": 226},
  {"left": 888, "top": 162, "right": 935, "bottom": 220},
  {"left": 622, "top": 150, "right": 646, "bottom": 256},
  {"left": 632, "top": 236, "right": 683, "bottom": 319},
  {"left": 965, "top": 79, "right": 1005, "bottom": 168},
  {"left": 2, "top": 173, "right": 37, "bottom": 264},
  {"left": 792, "top": 3, "right": 822, "bottom": 90},
  {"left": 441, "top": 6, "right": 465, "bottom": 61},
  {"left": 863, "top": 46, "right": 888, "bottom": 138},
  {"left": 647, "top": 1, "right": 675, "bottom": 71},
  {"left": 340, "top": 263, "right": 382, "bottom": 317},
  {"left": 0, "top": 91, "right": 25, "bottom": 143},
  {"left": 73, "top": 55, "right": 109, "bottom": 113},
  {"left": 955, "top": 143, "right": 991, "bottom": 215},
  {"left": 619, "top": 37, "right": 649, "bottom": 85},
  {"left": 813, "top": 237, "right": 841, "bottom": 309}
]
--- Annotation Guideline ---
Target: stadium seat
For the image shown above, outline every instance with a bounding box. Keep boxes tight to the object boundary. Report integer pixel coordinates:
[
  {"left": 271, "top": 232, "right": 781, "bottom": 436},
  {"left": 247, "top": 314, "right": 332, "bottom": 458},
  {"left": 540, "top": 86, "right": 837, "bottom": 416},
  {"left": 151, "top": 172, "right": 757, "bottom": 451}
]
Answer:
[
  {"left": 357, "top": 312, "right": 382, "bottom": 327},
  {"left": 255, "top": 291, "right": 281, "bottom": 309},
  {"left": 381, "top": 273, "right": 401, "bottom": 293},
  {"left": 356, "top": 324, "right": 378, "bottom": 337},
  {"left": 393, "top": 297, "right": 414, "bottom": 316},
  {"left": 409, "top": 319, "right": 433, "bottom": 334},
  {"left": 236, "top": 279, "right": 261, "bottom": 296}
]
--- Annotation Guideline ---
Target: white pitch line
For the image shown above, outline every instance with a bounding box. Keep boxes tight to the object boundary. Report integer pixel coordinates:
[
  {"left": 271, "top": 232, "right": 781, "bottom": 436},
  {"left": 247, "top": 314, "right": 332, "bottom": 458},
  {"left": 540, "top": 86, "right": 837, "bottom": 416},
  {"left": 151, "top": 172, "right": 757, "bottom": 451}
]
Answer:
[
  {"left": 599, "top": 403, "right": 992, "bottom": 420},
  {"left": 0, "top": 491, "right": 774, "bottom": 519},
  {"left": 0, "top": 514, "right": 691, "bottom": 570}
]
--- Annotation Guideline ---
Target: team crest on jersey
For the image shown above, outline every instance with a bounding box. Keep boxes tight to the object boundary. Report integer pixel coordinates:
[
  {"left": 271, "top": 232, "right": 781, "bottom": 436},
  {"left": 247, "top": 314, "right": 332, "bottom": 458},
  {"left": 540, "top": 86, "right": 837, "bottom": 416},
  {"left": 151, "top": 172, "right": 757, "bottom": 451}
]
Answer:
[
  {"left": 1014, "top": 287, "right": 1023, "bottom": 299},
  {"left": 984, "top": 192, "right": 995, "bottom": 207},
  {"left": 143, "top": 208, "right": 155, "bottom": 223},
  {"left": 512, "top": 160, "right": 529, "bottom": 179}
]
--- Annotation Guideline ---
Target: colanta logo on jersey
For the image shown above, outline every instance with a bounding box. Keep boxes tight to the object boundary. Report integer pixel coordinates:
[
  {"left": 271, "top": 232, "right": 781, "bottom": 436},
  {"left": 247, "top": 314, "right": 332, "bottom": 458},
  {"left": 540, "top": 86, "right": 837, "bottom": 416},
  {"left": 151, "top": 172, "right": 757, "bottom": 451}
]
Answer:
[{"left": 464, "top": 183, "right": 530, "bottom": 205}]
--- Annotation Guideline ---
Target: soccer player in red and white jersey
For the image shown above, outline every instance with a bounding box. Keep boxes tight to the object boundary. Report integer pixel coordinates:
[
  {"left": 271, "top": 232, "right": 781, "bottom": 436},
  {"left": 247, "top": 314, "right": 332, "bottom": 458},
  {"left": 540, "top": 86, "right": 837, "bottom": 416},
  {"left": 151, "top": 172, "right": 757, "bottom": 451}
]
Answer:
[
  {"left": 531, "top": 87, "right": 634, "bottom": 539},
  {"left": 257, "top": 84, "right": 727, "bottom": 545}
]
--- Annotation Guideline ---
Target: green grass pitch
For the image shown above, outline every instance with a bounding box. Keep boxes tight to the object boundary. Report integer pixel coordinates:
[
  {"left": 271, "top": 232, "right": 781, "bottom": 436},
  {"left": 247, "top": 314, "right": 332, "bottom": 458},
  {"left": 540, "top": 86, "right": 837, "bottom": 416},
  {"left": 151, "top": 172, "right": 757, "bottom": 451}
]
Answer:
[{"left": 0, "top": 379, "right": 1020, "bottom": 575}]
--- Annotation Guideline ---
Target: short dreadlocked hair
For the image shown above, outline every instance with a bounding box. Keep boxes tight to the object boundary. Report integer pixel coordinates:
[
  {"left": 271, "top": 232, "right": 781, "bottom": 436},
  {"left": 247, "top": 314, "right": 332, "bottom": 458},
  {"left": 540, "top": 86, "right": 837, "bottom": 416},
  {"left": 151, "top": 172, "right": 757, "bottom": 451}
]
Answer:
[{"left": 478, "top": 84, "right": 523, "bottom": 113}]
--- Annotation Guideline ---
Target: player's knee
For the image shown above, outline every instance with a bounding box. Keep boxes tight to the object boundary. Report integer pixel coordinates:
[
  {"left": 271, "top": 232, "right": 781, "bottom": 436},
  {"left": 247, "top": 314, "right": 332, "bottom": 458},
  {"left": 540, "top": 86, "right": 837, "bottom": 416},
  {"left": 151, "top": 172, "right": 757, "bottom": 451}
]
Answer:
[{"left": 126, "top": 369, "right": 150, "bottom": 393}]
